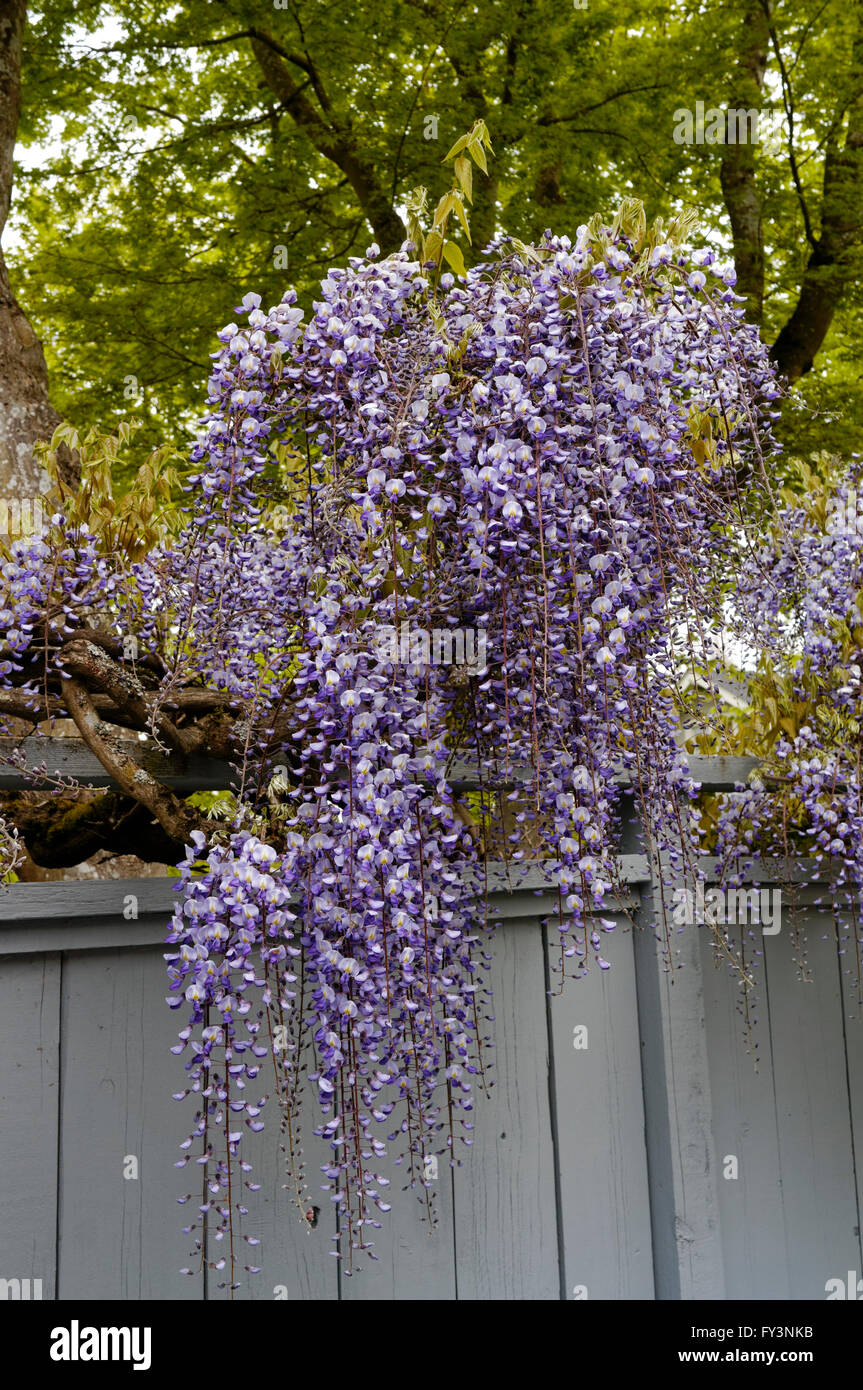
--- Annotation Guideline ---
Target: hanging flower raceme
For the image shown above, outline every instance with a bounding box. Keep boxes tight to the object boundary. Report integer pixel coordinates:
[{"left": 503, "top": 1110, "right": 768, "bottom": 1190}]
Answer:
[{"left": 713, "top": 458, "right": 863, "bottom": 1007}]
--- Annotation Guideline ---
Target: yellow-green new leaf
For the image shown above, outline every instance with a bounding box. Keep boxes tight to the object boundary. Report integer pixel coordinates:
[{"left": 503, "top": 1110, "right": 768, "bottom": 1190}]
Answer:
[
  {"left": 451, "top": 192, "right": 471, "bottom": 243},
  {"left": 443, "top": 240, "right": 467, "bottom": 277},
  {"left": 467, "top": 136, "right": 488, "bottom": 174},
  {"left": 453, "top": 154, "right": 473, "bottom": 203},
  {"left": 443, "top": 133, "right": 470, "bottom": 162}
]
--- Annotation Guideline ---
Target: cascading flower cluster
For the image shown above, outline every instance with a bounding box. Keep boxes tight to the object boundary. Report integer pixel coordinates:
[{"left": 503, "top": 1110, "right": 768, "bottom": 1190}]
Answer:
[
  {"left": 1, "top": 215, "right": 785, "bottom": 1288},
  {"left": 714, "top": 462, "right": 863, "bottom": 1000},
  {"left": 157, "top": 227, "right": 781, "bottom": 1282}
]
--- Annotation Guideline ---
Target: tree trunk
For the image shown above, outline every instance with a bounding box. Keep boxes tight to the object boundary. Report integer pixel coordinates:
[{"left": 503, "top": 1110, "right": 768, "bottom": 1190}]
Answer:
[
  {"left": 0, "top": 0, "right": 62, "bottom": 504},
  {"left": 718, "top": 1, "right": 769, "bottom": 323}
]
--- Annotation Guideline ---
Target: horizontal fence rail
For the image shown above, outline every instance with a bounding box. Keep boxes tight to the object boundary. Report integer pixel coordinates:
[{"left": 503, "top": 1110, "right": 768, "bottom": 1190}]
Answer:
[{"left": 0, "top": 736, "right": 760, "bottom": 794}]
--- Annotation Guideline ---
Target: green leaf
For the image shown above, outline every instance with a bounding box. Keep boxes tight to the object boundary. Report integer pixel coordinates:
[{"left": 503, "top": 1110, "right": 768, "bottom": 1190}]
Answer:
[
  {"left": 467, "top": 136, "right": 488, "bottom": 174},
  {"left": 442, "top": 240, "right": 467, "bottom": 277},
  {"left": 451, "top": 192, "right": 471, "bottom": 244},
  {"left": 453, "top": 154, "right": 473, "bottom": 203},
  {"left": 443, "top": 133, "right": 470, "bottom": 162},
  {"left": 432, "top": 190, "right": 455, "bottom": 229},
  {"left": 422, "top": 229, "right": 444, "bottom": 262}
]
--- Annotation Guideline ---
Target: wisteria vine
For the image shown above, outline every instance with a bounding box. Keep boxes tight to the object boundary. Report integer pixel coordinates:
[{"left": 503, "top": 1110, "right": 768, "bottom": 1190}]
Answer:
[{"left": 4, "top": 209, "right": 821, "bottom": 1289}]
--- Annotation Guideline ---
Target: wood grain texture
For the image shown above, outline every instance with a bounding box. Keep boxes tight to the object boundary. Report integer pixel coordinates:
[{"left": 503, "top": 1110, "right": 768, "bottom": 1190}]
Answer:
[
  {"left": 338, "top": 1103, "right": 458, "bottom": 1300},
  {"left": 0, "top": 736, "right": 235, "bottom": 791},
  {"left": 0, "top": 952, "right": 61, "bottom": 1299},
  {"left": 550, "top": 913, "right": 655, "bottom": 1300},
  {"left": 633, "top": 895, "right": 726, "bottom": 1300},
  {"left": 837, "top": 911, "right": 863, "bottom": 1289},
  {"left": 56, "top": 946, "right": 203, "bottom": 1300},
  {"left": 454, "top": 918, "right": 559, "bottom": 1300},
  {"left": 699, "top": 927, "right": 790, "bottom": 1299},
  {"left": 217, "top": 1069, "right": 339, "bottom": 1303},
  {"left": 762, "top": 911, "right": 861, "bottom": 1298},
  {"left": 0, "top": 739, "right": 759, "bottom": 795}
]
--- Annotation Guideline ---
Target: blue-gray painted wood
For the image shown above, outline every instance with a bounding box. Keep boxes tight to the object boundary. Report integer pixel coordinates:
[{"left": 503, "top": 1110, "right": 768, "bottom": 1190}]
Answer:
[
  {"left": 837, "top": 915, "right": 863, "bottom": 1293},
  {"left": 453, "top": 918, "right": 559, "bottom": 1300},
  {"left": 2, "top": 791, "right": 863, "bottom": 1301},
  {"left": 56, "top": 946, "right": 203, "bottom": 1300},
  {"left": 0, "top": 738, "right": 761, "bottom": 795},
  {"left": 0, "top": 736, "right": 236, "bottom": 791},
  {"left": 338, "top": 1080, "right": 458, "bottom": 1300},
  {"left": 700, "top": 926, "right": 791, "bottom": 1300},
  {"left": 0, "top": 953, "right": 61, "bottom": 1300},
  {"left": 762, "top": 911, "right": 862, "bottom": 1298},
  {"left": 549, "top": 914, "right": 655, "bottom": 1300},
  {"left": 206, "top": 1068, "right": 340, "bottom": 1303}
]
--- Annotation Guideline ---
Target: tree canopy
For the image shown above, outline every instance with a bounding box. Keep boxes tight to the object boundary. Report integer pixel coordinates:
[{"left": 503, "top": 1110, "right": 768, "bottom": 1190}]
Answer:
[{"left": 5, "top": 0, "right": 862, "bottom": 471}]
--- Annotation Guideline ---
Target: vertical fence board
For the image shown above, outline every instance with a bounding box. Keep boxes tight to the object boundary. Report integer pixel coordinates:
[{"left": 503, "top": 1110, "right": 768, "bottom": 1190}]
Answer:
[
  {"left": 550, "top": 913, "right": 655, "bottom": 1300},
  {"left": 454, "top": 918, "right": 559, "bottom": 1300},
  {"left": 837, "top": 918, "right": 863, "bottom": 1285},
  {"left": 222, "top": 1075, "right": 340, "bottom": 1303},
  {"left": 764, "top": 913, "right": 861, "bottom": 1298},
  {"left": 334, "top": 1018, "right": 459, "bottom": 1302},
  {"left": 338, "top": 1137, "right": 457, "bottom": 1300},
  {"left": 0, "top": 953, "right": 61, "bottom": 1299},
  {"left": 57, "top": 947, "right": 203, "bottom": 1300},
  {"left": 633, "top": 895, "right": 726, "bottom": 1300},
  {"left": 699, "top": 929, "right": 789, "bottom": 1299}
]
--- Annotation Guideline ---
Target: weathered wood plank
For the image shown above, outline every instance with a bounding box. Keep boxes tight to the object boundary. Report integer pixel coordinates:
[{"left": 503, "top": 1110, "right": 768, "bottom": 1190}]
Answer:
[
  {"left": 1, "top": 859, "right": 827, "bottom": 933},
  {"left": 0, "top": 736, "right": 235, "bottom": 791},
  {"left": 0, "top": 953, "right": 61, "bottom": 1300},
  {"left": 0, "top": 879, "right": 178, "bottom": 955},
  {"left": 0, "top": 737, "right": 760, "bottom": 795},
  {"left": 633, "top": 899, "right": 726, "bottom": 1299},
  {"left": 454, "top": 918, "right": 560, "bottom": 1300},
  {"left": 338, "top": 1103, "right": 458, "bottom": 1300},
  {"left": 836, "top": 912, "right": 863, "bottom": 1287},
  {"left": 0, "top": 877, "right": 177, "bottom": 923},
  {"left": 219, "top": 1071, "right": 340, "bottom": 1303},
  {"left": 550, "top": 913, "right": 655, "bottom": 1300},
  {"left": 56, "top": 947, "right": 203, "bottom": 1300},
  {"left": 699, "top": 927, "right": 790, "bottom": 1299},
  {"left": 764, "top": 911, "right": 862, "bottom": 1299}
]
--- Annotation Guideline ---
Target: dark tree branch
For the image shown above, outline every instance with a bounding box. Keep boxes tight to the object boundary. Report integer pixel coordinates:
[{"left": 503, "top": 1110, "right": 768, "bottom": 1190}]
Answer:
[
  {"left": 765, "top": 7, "right": 816, "bottom": 248},
  {"left": 247, "top": 28, "right": 406, "bottom": 253},
  {"left": 0, "top": 685, "right": 234, "bottom": 727},
  {"left": 537, "top": 83, "right": 674, "bottom": 126}
]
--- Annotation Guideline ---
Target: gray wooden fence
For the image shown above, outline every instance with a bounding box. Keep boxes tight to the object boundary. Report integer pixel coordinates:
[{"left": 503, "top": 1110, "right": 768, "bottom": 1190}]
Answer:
[{"left": 1, "top": 745, "right": 861, "bottom": 1301}]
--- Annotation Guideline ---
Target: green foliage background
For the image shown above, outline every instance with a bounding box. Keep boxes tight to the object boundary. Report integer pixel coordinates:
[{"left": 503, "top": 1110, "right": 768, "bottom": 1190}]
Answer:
[{"left": 9, "top": 0, "right": 863, "bottom": 475}]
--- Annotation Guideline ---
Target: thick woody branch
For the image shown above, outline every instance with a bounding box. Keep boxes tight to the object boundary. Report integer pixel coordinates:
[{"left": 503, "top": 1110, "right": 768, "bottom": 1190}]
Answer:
[
  {"left": 60, "top": 674, "right": 207, "bottom": 845},
  {"left": 770, "top": 14, "right": 863, "bottom": 379},
  {"left": 718, "top": 1, "right": 769, "bottom": 323},
  {"left": 248, "top": 28, "right": 405, "bottom": 253},
  {"left": 0, "top": 685, "right": 234, "bottom": 728},
  {"left": 60, "top": 638, "right": 194, "bottom": 754}
]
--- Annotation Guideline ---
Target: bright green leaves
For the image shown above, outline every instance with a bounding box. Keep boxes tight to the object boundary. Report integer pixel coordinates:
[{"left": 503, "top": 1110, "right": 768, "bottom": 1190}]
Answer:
[
  {"left": 406, "top": 120, "right": 494, "bottom": 288},
  {"left": 30, "top": 419, "right": 184, "bottom": 563},
  {"left": 442, "top": 240, "right": 467, "bottom": 277}
]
